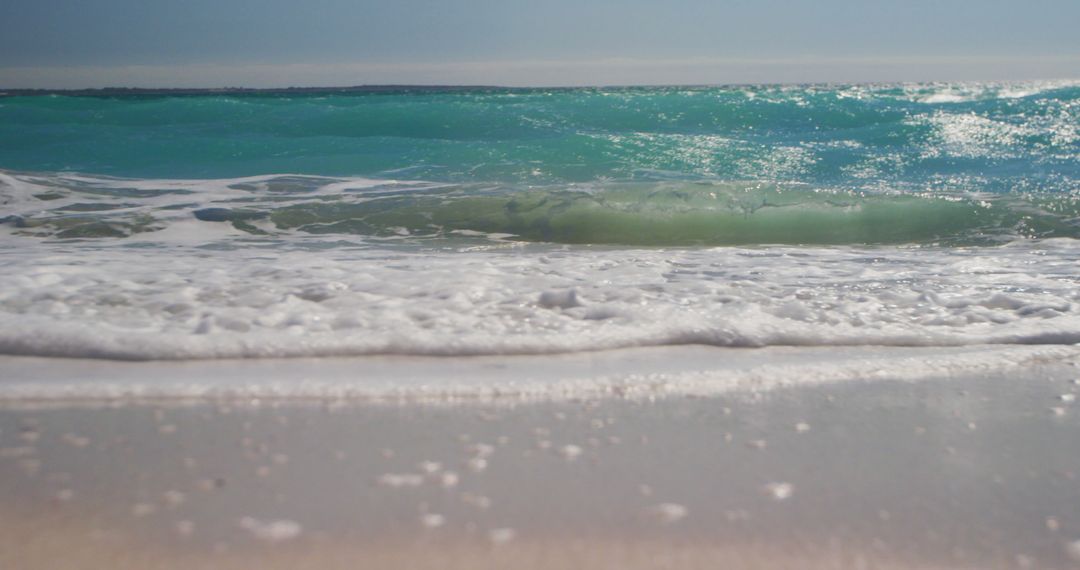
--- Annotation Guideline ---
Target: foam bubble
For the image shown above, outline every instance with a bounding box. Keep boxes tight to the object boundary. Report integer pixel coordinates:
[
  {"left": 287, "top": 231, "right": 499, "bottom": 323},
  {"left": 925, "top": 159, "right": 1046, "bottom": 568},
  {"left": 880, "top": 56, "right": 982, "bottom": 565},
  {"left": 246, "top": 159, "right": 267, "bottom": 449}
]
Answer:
[
  {"left": 488, "top": 527, "right": 516, "bottom": 544},
  {"left": 764, "top": 482, "right": 794, "bottom": 501},
  {"left": 647, "top": 503, "right": 688, "bottom": 525},
  {"left": 239, "top": 517, "right": 302, "bottom": 542},
  {"left": 420, "top": 513, "right": 445, "bottom": 529}
]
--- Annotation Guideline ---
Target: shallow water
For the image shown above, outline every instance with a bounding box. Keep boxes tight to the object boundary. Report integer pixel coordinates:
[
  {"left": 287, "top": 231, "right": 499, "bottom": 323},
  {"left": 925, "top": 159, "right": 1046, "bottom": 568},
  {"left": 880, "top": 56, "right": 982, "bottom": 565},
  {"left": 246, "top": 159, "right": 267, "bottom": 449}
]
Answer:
[{"left": 1, "top": 82, "right": 1079, "bottom": 376}]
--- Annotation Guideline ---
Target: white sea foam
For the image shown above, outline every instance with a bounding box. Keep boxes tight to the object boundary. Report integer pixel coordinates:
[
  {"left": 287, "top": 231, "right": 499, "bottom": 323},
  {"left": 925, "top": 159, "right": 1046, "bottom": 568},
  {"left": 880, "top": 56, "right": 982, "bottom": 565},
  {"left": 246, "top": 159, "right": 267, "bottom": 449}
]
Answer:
[
  {"left": 0, "top": 170, "right": 440, "bottom": 237},
  {"left": 2, "top": 238, "right": 1080, "bottom": 361},
  {"left": 898, "top": 80, "right": 1080, "bottom": 104},
  {"left": 3, "top": 157, "right": 1080, "bottom": 403}
]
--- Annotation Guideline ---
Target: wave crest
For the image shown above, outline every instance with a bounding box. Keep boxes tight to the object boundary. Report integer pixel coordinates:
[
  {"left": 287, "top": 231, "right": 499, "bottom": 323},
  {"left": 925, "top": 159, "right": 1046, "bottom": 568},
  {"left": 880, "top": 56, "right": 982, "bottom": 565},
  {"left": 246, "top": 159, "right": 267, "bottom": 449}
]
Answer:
[{"left": 4, "top": 171, "right": 1080, "bottom": 246}]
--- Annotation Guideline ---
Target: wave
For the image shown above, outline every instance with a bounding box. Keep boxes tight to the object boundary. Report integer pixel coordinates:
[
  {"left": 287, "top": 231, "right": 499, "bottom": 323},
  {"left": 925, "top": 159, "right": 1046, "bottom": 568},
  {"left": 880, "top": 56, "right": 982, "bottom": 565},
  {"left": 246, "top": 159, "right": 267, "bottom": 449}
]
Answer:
[
  {"left": 3, "top": 170, "right": 1080, "bottom": 246},
  {"left": 2, "top": 82, "right": 1079, "bottom": 365},
  {"left": 2, "top": 239, "right": 1080, "bottom": 360}
]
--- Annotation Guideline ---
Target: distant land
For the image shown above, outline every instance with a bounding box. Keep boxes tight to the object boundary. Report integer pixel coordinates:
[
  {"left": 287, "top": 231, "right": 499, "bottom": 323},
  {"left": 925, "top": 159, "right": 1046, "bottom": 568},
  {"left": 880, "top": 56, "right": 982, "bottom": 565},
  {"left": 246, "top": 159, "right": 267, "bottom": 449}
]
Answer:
[{"left": 0, "top": 85, "right": 508, "bottom": 97}]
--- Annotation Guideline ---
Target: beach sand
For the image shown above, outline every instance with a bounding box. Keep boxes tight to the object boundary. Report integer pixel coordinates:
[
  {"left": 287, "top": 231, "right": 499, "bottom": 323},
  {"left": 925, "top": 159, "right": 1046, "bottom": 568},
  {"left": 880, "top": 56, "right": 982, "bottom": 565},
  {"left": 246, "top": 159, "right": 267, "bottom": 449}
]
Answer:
[{"left": 2, "top": 348, "right": 1080, "bottom": 568}]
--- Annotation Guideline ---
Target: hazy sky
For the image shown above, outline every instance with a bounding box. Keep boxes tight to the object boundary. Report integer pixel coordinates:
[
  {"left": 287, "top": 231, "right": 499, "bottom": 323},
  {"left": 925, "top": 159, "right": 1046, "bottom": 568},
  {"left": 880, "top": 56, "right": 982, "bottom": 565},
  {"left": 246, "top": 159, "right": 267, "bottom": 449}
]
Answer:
[{"left": 2, "top": 0, "right": 1079, "bottom": 87}]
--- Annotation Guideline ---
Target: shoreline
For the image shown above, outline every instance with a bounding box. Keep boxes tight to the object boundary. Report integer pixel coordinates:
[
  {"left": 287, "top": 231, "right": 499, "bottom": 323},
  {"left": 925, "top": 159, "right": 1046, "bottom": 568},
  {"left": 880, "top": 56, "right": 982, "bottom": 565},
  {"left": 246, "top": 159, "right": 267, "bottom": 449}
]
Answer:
[{"left": 2, "top": 344, "right": 1078, "bottom": 407}]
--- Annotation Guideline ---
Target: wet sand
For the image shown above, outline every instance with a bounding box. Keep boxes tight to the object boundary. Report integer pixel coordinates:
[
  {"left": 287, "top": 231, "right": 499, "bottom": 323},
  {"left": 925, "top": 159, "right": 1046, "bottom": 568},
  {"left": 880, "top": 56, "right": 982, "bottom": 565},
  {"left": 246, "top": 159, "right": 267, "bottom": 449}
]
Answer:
[{"left": 2, "top": 355, "right": 1080, "bottom": 568}]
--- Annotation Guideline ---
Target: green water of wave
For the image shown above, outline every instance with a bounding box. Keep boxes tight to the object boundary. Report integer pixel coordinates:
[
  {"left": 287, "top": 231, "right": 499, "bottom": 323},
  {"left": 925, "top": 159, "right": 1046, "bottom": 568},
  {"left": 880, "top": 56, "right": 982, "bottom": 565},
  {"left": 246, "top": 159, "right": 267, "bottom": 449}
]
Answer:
[
  {"left": 8, "top": 181, "right": 1080, "bottom": 245},
  {"left": 265, "top": 184, "right": 1080, "bottom": 245}
]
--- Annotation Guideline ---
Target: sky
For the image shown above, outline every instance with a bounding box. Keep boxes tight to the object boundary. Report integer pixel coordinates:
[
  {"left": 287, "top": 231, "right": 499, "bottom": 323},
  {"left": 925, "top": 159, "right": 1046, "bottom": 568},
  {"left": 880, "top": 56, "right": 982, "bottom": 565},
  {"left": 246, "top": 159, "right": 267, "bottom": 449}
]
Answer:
[{"left": 1, "top": 0, "right": 1078, "bottom": 88}]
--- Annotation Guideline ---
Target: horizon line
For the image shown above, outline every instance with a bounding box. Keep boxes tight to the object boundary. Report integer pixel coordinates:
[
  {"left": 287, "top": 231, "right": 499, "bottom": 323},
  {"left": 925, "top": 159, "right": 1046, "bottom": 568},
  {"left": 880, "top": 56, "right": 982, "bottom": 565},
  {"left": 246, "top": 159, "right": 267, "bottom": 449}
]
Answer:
[
  {"left": 2, "top": 55, "right": 1079, "bottom": 90},
  {"left": 4, "top": 77, "right": 1080, "bottom": 96}
]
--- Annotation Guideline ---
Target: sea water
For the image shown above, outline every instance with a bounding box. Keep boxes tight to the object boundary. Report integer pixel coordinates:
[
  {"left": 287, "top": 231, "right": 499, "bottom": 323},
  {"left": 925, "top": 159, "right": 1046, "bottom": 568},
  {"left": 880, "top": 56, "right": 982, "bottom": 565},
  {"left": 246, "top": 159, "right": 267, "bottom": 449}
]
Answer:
[{"left": 1, "top": 82, "right": 1079, "bottom": 394}]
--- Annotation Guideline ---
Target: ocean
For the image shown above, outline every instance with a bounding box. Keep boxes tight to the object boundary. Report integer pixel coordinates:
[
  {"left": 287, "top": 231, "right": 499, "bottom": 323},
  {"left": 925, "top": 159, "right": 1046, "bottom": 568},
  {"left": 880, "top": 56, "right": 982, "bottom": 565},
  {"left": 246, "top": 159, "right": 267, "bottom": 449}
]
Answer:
[
  {"left": 1, "top": 81, "right": 1079, "bottom": 374},
  {"left": 7, "top": 81, "right": 1080, "bottom": 569}
]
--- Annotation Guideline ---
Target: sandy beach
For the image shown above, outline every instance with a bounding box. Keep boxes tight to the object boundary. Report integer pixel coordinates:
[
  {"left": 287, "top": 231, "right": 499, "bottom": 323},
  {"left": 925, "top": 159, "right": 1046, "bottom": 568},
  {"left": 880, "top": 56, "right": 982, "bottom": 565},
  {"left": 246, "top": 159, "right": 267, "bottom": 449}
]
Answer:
[
  {"left": 3, "top": 346, "right": 1080, "bottom": 569},
  {"left": 3, "top": 3, "right": 1079, "bottom": 564}
]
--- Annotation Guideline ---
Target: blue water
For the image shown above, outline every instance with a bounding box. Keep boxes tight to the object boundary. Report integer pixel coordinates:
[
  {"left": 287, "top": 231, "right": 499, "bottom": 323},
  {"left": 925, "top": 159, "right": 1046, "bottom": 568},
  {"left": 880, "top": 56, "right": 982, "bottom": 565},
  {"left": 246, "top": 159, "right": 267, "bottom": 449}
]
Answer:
[
  {"left": 1, "top": 82, "right": 1078, "bottom": 245},
  {"left": 3, "top": 82, "right": 1080, "bottom": 362},
  {"left": 1, "top": 83, "right": 1077, "bottom": 187}
]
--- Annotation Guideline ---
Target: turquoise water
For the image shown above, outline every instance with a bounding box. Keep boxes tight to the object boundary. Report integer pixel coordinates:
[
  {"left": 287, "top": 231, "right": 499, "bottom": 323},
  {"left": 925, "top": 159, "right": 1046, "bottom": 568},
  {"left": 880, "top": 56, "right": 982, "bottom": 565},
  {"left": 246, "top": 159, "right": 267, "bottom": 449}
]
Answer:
[
  {"left": 3, "top": 82, "right": 1080, "bottom": 362},
  {"left": 1, "top": 82, "right": 1079, "bottom": 245},
  {"left": 3, "top": 83, "right": 1078, "bottom": 186}
]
